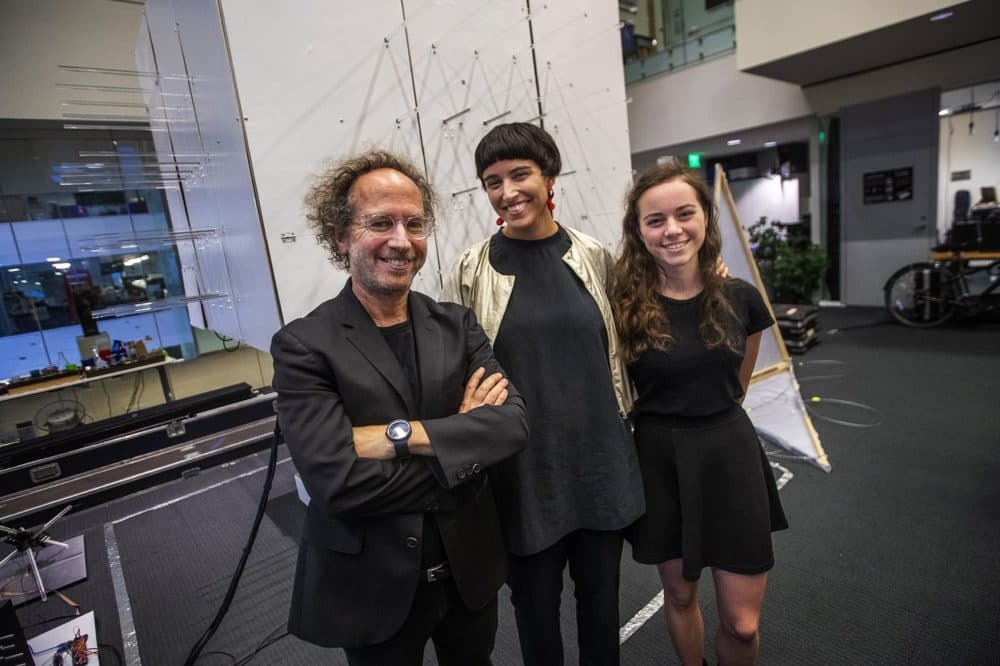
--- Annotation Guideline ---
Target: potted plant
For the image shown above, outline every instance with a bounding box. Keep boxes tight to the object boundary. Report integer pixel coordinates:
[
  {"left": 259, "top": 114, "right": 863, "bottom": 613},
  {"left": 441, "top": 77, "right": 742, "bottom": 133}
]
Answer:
[{"left": 745, "top": 217, "right": 827, "bottom": 304}]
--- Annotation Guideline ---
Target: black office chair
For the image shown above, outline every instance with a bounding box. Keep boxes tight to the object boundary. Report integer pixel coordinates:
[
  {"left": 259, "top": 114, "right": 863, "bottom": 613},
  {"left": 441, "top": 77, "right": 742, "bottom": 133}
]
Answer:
[{"left": 953, "top": 189, "right": 971, "bottom": 223}]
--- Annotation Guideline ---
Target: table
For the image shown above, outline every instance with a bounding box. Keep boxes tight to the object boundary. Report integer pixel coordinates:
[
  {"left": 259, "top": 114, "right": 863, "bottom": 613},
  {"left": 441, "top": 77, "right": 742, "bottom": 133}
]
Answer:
[
  {"left": 929, "top": 250, "right": 1000, "bottom": 261},
  {"left": 0, "top": 358, "right": 180, "bottom": 405}
]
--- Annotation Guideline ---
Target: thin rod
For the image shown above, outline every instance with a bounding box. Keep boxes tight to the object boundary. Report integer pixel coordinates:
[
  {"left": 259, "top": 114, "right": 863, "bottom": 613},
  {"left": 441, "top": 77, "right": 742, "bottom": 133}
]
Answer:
[
  {"left": 58, "top": 64, "right": 189, "bottom": 80},
  {"left": 482, "top": 110, "right": 512, "bottom": 126},
  {"left": 79, "top": 151, "right": 205, "bottom": 158},
  {"left": 442, "top": 107, "right": 471, "bottom": 124},
  {"left": 63, "top": 124, "right": 166, "bottom": 132}
]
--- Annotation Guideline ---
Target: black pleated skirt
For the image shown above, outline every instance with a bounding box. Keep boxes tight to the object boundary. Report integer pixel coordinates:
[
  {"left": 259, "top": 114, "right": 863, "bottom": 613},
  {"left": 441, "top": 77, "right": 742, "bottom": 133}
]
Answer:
[{"left": 628, "top": 406, "right": 788, "bottom": 581}]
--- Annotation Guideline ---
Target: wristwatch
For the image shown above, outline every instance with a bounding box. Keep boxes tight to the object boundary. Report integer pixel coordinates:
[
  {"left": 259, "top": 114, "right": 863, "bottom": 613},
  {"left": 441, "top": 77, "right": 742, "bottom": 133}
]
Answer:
[{"left": 386, "top": 419, "right": 412, "bottom": 459}]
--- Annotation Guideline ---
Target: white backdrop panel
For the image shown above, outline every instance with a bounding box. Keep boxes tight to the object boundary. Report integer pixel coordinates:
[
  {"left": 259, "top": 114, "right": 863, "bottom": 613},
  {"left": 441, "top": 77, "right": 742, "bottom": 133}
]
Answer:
[
  {"left": 716, "top": 174, "right": 785, "bottom": 373},
  {"left": 530, "top": 1, "right": 633, "bottom": 249},
  {"left": 404, "top": 0, "right": 536, "bottom": 294},
  {"left": 744, "top": 371, "right": 830, "bottom": 471},
  {"left": 220, "top": 0, "right": 423, "bottom": 321}
]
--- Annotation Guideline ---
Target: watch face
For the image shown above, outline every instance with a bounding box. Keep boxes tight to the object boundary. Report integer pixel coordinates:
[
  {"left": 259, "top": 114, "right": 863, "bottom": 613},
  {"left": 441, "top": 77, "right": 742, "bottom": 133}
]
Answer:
[{"left": 387, "top": 420, "right": 411, "bottom": 440}]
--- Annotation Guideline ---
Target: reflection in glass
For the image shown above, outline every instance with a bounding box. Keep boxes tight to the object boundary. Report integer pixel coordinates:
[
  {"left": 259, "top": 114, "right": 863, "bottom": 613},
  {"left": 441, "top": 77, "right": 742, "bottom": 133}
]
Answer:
[{"left": 620, "top": 0, "right": 735, "bottom": 83}]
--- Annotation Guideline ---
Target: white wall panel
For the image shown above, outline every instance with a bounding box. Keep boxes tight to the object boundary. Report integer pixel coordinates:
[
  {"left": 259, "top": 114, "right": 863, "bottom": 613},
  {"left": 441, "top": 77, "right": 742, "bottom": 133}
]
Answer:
[
  {"left": 221, "top": 0, "right": 421, "bottom": 319},
  {"left": 531, "top": 1, "right": 633, "bottom": 249},
  {"left": 403, "top": 0, "right": 536, "bottom": 293},
  {"left": 143, "top": 0, "right": 633, "bottom": 328},
  {"left": 736, "top": 0, "right": 964, "bottom": 71},
  {"left": 0, "top": 0, "right": 144, "bottom": 121}
]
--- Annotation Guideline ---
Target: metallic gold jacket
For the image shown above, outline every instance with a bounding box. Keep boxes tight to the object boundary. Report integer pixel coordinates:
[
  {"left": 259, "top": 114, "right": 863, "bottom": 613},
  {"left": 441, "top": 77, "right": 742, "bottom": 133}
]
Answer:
[{"left": 440, "top": 225, "right": 635, "bottom": 417}]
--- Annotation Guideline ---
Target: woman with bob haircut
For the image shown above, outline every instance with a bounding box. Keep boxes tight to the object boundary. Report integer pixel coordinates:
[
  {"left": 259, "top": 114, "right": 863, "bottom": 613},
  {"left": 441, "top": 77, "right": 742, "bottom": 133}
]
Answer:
[
  {"left": 441, "top": 122, "right": 644, "bottom": 665},
  {"left": 611, "top": 162, "right": 788, "bottom": 665}
]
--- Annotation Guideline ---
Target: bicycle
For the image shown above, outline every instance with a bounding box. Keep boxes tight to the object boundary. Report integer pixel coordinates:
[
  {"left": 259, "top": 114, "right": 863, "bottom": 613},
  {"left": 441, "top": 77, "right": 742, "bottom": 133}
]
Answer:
[{"left": 883, "top": 251, "right": 1000, "bottom": 327}]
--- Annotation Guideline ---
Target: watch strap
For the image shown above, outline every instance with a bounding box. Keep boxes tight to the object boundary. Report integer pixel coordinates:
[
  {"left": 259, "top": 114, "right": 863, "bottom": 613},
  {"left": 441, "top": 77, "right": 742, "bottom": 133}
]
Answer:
[{"left": 392, "top": 436, "right": 410, "bottom": 459}]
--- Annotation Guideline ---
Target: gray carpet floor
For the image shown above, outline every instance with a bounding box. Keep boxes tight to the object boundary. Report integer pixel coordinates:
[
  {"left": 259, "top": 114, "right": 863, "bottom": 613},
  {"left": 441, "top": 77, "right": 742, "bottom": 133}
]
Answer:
[{"left": 10, "top": 306, "right": 1000, "bottom": 664}]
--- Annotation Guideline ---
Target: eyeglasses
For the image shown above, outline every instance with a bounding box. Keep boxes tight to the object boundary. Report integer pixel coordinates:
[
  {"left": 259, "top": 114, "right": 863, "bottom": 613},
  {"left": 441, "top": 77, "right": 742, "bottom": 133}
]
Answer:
[{"left": 356, "top": 214, "right": 434, "bottom": 239}]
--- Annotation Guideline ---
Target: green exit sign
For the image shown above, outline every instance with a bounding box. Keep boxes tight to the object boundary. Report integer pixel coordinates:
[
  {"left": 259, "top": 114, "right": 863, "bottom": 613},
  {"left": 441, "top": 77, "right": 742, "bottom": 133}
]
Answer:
[{"left": 687, "top": 153, "right": 701, "bottom": 168}]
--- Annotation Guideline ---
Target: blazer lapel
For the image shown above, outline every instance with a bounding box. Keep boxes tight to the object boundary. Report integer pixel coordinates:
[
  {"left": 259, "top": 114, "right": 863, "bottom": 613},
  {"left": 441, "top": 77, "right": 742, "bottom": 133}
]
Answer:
[
  {"left": 334, "top": 284, "right": 416, "bottom": 415},
  {"left": 410, "top": 293, "right": 444, "bottom": 414}
]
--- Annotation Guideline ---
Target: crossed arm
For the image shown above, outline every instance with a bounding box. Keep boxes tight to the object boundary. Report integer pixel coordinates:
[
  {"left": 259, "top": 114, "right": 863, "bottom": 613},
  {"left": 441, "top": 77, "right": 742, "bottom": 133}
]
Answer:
[
  {"left": 351, "top": 367, "right": 510, "bottom": 459},
  {"left": 271, "top": 308, "right": 527, "bottom": 519}
]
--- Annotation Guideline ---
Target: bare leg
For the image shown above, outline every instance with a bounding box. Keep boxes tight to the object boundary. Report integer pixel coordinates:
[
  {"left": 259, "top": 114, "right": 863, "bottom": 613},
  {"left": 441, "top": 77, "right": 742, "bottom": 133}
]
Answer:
[
  {"left": 712, "top": 569, "right": 768, "bottom": 665},
  {"left": 657, "top": 559, "right": 703, "bottom": 666}
]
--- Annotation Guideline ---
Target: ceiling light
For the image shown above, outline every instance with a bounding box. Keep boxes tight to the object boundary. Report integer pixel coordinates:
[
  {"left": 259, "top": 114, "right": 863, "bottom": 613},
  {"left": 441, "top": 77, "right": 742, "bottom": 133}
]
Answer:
[
  {"left": 727, "top": 139, "right": 741, "bottom": 146},
  {"left": 7, "top": 267, "right": 20, "bottom": 272},
  {"left": 46, "top": 256, "right": 61, "bottom": 262},
  {"left": 938, "top": 108, "right": 951, "bottom": 116},
  {"left": 929, "top": 11, "right": 953, "bottom": 21},
  {"left": 763, "top": 140, "right": 777, "bottom": 148},
  {"left": 52, "top": 262, "right": 72, "bottom": 270}
]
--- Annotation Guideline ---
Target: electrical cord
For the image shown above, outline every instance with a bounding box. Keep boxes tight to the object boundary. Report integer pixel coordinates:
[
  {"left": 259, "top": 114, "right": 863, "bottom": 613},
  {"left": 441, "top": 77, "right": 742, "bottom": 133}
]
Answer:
[
  {"left": 98, "top": 642, "right": 124, "bottom": 666},
  {"left": 184, "top": 420, "right": 281, "bottom": 666},
  {"left": 214, "top": 331, "right": 242, "bottom": 352},
  {"left": 233, "top": 623, "right": 288, "bottom": 665},
  {"left": 805, "top": 396, "right": 882, "bottom": 428},
  {"left": 100, "top": 379, "right": 113, "bottom": 418}
]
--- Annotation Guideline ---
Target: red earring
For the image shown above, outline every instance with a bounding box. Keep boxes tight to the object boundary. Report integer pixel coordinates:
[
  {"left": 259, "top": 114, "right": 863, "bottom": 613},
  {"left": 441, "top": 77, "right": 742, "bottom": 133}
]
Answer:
[
  {"left": 546, "top": 190, "right": 556, "bottom": 212},
  {"left": 496, "top": 217, "right": 504, "bottom": 226}
]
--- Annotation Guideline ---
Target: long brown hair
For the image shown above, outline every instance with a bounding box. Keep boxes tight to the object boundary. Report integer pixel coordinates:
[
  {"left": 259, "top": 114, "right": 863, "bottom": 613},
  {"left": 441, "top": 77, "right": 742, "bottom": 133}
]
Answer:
[{"left": 612, "top": 162, "right": 741, "bottom": 363}]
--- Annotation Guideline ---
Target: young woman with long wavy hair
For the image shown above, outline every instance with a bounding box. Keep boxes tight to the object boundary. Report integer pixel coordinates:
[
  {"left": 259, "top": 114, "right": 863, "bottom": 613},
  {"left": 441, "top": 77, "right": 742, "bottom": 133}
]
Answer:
[{"left": 612, "top": 162, "right": 787, "bottom": 665}]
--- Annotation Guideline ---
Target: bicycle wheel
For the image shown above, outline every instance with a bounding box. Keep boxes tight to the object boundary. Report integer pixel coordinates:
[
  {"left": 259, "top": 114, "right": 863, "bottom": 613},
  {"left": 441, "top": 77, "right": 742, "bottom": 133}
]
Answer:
[{"left": 884, "top": 262, "right": 956, "bottom": 327}]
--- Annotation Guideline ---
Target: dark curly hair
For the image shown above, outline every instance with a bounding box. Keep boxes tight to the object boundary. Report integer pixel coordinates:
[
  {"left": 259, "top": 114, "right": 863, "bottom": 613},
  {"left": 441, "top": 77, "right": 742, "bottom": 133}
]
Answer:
[
  {"left": 303, "top": 150, "right": 438, "bottom": 270},
  {"left": 612, "top": 161, "right": 741, "bottom": 363},
  {"left": 474, "top": 122, "right": 561, "bottom": 180}
]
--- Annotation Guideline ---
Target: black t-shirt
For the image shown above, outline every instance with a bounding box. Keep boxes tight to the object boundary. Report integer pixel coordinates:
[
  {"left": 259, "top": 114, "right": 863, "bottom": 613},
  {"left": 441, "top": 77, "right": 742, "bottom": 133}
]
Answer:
[
  {"left": 488, "top": 226, "right": 643, "bottom": 554},
  {"left": 379, "top": 320, "right": 444, "bottom": 566},
  {"left": 628, "top": 278, "right": 774, "bottom": 419}
]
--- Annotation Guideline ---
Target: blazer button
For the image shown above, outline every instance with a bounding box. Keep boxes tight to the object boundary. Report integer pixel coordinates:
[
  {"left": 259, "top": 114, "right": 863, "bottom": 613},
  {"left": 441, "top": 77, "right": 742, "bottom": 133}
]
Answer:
[
  {"left": 406, "top": 536, "right": 420, "bottom": 548},
  {"left": 457, "top": 467, "right": 467, "bottom": 479},
  {"left": 471, "top": 463, "right": 482, "bottom": 474}
]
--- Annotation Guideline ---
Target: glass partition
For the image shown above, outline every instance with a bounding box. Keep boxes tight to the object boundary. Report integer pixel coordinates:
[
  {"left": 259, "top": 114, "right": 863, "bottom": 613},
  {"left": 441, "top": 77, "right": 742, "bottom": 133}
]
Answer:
[
  {"left": 620, "top": 0, "right": 735, "bottom": 83},
  {"left": 0, "top": 122, "right": 200, "bottom": 382}
]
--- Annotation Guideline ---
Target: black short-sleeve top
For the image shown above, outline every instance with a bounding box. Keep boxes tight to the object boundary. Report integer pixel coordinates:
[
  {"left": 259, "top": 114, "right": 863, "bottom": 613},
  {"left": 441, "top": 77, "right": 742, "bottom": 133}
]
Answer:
[{"left": 628, "top": 278, "right": 774, "bottom": 419}]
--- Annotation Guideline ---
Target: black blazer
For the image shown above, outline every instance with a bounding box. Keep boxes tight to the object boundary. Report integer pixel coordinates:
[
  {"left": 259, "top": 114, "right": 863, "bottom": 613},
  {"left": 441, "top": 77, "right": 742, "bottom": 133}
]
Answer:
[{"left": 270, "top": 283, "right": 529, "bottom": 648}]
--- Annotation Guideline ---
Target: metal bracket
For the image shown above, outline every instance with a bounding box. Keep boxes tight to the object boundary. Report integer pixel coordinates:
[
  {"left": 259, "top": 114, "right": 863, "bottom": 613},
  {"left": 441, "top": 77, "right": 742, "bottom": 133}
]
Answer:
[{"left": 166, "top": 420, "right": 186, "bottom": 438}]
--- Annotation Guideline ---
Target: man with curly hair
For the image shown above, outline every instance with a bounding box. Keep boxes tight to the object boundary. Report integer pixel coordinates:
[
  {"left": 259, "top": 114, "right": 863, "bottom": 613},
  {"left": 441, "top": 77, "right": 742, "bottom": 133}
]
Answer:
[{"left": 270, "top": 149, "right": 528, "bottom": 665}]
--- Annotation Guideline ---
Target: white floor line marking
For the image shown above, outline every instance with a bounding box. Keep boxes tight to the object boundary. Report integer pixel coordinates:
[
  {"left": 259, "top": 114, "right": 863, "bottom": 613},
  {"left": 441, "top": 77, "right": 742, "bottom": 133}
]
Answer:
[
  {"left": 771, "top": 461, "right": 793, "bottom": 490},
  {"left": 620, "top": 590, "right": 664, "bottom": 643},
  {"left": 110, "top": 456, "right": 292, "bottom": 525}
]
